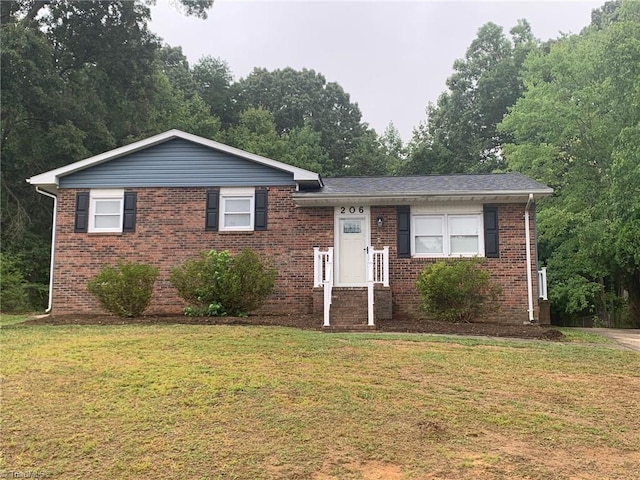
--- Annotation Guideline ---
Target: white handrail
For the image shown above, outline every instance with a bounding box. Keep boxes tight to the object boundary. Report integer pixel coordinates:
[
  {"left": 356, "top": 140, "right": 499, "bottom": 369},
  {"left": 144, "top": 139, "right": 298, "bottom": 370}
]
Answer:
[
  {"left": 367, "top": 247, "right": 390, "bottom": 326},
  {"left": 314, "top": 247, "right": 334, "bottom": 326}
]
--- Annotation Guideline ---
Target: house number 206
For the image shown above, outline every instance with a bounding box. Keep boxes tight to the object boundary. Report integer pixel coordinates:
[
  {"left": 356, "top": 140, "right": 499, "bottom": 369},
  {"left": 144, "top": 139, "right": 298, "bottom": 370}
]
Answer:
[{"left": 340, "top": 206, "right": 364, "bottom": 214}]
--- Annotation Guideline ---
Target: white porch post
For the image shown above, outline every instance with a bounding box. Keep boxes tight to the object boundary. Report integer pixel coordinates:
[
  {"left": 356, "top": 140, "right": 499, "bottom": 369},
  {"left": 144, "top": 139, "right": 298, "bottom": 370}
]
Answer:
[
  {"left": 314, "top": 247, "right": 333, "bottom": 326},
  {"left": 367, "top": 247, "right": 375, "bottom": 326}
]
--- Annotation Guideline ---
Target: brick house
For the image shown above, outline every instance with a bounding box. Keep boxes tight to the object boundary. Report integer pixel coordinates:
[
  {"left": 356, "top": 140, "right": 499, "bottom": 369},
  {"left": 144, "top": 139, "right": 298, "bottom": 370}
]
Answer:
[{"left": 28, "top": 129, "right": 552, "bottom": 328}]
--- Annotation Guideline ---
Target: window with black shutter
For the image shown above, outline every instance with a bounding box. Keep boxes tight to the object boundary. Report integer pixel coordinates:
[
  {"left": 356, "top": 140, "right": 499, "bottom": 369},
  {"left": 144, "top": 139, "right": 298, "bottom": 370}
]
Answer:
[
  {"left": 254, "top": 189, "right": 268, "bottom": 231},
  {"left": 74, "top": 192, "right": 89, "bottom": 233},
  {"left": 397, "top": 205, "right": 411, "bottom": 258},
  {"left": 205, "top": 189, "right": 220, "bottom": 231},
  {"left": 483, "top": 205, "right": 499, "bottom": 258},
  {"left": 122, "top": 192, "right": 137, "bottom": 232}
]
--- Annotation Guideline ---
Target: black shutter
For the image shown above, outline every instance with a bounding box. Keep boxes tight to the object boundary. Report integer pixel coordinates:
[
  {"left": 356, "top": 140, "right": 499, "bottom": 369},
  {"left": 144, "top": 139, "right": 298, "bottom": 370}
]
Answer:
[
  {"left": 254, "top": 189, "right": 268, "bottom": 231},
  {"left": 483, "top": 205, "right": 499, "bottom": 258},
  {"left": 122, "top": 192, "right": 137, "bottom": 232},
  {"left": 74, "top": 192, "right": 89, "bottom": 233},
  {"left": 397, "top": 205, "right": 411, "bottom": 258},
  {"left": 205, "top": 189, "right": 219, "bottom": 231}
]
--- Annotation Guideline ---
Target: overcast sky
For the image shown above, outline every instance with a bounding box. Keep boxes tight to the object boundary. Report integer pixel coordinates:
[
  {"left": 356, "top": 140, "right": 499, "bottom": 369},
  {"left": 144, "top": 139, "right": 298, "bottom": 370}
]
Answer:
[{"left": 149, "top": 0, "right": 602, "bottom": 142}]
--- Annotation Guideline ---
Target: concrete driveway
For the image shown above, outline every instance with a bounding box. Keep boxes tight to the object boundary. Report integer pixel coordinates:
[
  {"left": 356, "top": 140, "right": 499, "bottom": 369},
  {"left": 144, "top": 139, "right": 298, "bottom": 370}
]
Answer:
[{"left": 587, "top": 328, "right": 640, "bottom": 351}]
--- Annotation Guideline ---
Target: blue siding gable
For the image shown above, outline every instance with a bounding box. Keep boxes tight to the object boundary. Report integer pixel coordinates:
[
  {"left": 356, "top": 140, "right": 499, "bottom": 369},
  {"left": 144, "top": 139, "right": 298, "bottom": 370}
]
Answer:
[{"left": 60, "top": 139, "right": 296, "bottom": 188}]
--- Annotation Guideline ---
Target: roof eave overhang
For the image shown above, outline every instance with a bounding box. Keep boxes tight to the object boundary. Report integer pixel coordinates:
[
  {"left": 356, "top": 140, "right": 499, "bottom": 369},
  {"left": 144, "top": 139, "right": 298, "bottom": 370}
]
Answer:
[{"left": 292, "top": 190, "right": 554, "bottom": 207}]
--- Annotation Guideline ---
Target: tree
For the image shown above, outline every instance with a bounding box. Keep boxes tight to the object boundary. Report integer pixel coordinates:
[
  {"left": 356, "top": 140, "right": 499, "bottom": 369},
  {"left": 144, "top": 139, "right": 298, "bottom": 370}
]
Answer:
[
  {"left": 232, "top": 67, "right": 365, "bottom": 175},
  {"left": 192, "top": 55, "right": 236, "bottom": 127},
  {"left": 225, "top": 108, "right": 288, "bottom": 160},
  {"left": 157, "top": 45, "right": 197, "bottom": 98},
  {"left": 1, "top": 0, "right": 216, "bottom": 309},
  {"left": 280, "top": 123, "right": 333, "bottom": 174},
  {"left": 499, "top": 0, "right": 640, "bottom": 325},
  {"left": 404, "top": 20, "right": 539, "bottom": 175},
  {"left": 345, "top": 129, "right": 392, "bottom": 176},
  {"left": 379, "top": 122, "right": 406, "bottom": 174}
]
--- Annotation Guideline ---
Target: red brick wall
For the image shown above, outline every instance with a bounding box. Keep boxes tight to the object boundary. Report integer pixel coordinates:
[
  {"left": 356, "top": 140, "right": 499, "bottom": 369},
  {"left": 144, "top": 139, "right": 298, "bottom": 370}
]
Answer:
[
  {"left": 52, "top": 187, "right": 333, "bottom": 316},
  {"left": 370, "top": 204, "right": 539, "bottom": 324},
  {"left": 53, "top": 188, "right": 539, "bottom": 324}
]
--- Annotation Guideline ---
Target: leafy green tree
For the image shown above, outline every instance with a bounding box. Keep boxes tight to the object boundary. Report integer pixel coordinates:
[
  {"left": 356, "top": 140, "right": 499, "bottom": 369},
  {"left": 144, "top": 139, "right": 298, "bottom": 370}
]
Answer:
[
  {"left": 404, "top": 20, "right": 539, "bottom": 175},
  {"left": 157, "top": 45, "right": 197, "bottom": 98},
  {"left": 225, "top": 108, "right": 288, "bottom": 160},
  {"left": 610, "top": 125, "right": 640, "bottom": 322},
  {"left": 499, "top": 0, "right": 640, "bottom": 325},
  {"left": 232, "top": 67, "right": 364, "bottom": 175},
  {"left": 0, "top": 253, "right": 29, "bottom": 312},
  {"left": 1, "top": 0, "right": 216, "bottom": 310},
  {"left": 193, "top": 55, "right": 236, "bottom": 127},
  {"left": 379, "top": 122, "right": 406, "bottom": 174},
  {"left": 345, "top": 128, "right": 398, "bottom": 176},
  {"left": 280, "top": 123, "right": 333, "bottom": 174}
]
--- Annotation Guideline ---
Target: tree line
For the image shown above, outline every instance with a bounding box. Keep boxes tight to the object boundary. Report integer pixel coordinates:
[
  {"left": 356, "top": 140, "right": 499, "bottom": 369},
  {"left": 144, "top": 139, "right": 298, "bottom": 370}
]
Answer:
[{"left": 1, "top": 0, "right": 638, "bottom": 326}]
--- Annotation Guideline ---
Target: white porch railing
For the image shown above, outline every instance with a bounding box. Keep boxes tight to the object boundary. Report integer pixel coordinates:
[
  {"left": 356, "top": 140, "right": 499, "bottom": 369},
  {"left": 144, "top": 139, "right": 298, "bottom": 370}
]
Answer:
[
  {"left": 538, "top": 267, "right": 548, "bottom": 301},
  {"left": 369, "top": 246, "right": 390, "bottom": 287},
  {"left": 313, "top": 247, "right": 334, "bottom": 327},
  {"left": 314, "top": 246, "right": 389, "bottom": 328},
  {"left": 367, "top": 247, "right": 390, "bottom": 326}
]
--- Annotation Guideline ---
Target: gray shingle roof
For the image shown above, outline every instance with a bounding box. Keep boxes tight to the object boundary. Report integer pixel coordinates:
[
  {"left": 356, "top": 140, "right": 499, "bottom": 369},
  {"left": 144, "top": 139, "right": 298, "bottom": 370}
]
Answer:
[
  {"left": 317, "top": 172, "right": 550, "bottom": 195},
  {"left": 292, "top": 172, "right": 552, "bottom": 206}
]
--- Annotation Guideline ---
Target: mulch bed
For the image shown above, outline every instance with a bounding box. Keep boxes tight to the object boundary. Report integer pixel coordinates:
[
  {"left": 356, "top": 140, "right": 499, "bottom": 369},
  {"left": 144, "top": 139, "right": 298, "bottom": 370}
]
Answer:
[{"left": 25, "top": 314, "right": 564, "bottom": 341}]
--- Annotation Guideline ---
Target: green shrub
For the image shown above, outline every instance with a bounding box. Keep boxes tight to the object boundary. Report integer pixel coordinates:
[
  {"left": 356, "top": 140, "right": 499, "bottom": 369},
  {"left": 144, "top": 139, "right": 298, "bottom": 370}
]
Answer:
[
  {"left": 170, "top": 249, "right": 277, "bottom": 317},
  {"left": 416, "top": 258, "right": 502, "bottom": 322},
  {"left": 87, "top": 260, "right": 159, "bottom": 317},
  {"left": 0, "top": 253, "right": 30, "bottom": 312}
]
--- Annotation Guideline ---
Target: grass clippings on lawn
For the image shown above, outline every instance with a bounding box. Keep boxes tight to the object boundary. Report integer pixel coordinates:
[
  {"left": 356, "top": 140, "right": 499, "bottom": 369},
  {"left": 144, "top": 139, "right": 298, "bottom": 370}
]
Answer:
[{"left": 1, "top": 323, "right": 638, "bottom": 479}]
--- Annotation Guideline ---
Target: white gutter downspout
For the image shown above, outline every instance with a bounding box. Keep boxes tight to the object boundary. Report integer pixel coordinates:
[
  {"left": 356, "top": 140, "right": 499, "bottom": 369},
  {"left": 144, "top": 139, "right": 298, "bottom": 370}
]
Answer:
[
  {"left": 35, "top": 187, "right": 57, "bottom": 313},
  {"left": 524, "top": 193, "right": 535, "bottom": 323}
]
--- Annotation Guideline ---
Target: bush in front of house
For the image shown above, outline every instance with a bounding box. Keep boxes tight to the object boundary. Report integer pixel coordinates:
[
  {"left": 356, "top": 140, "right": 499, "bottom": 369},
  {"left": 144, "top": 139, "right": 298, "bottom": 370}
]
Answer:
[
  {"left": 416, "top": 258, "right": 502, "bottom": 323},
  {"left": 87, "top": 260, "right": 159, "bottom": 317},
  {"left": 169, "top": 249, "right": 277, "bottom": 317}
]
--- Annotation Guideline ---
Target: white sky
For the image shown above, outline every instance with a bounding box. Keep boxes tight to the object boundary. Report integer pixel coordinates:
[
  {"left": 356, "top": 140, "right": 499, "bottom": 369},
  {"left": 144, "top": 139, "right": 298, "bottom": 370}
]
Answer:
[{"left": 149, "top": 0, "right": 602, "bottom": 142}]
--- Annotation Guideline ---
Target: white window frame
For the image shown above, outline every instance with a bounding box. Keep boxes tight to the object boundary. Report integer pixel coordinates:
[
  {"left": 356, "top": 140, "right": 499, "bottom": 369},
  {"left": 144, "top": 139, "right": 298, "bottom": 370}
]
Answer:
[
  {"left": 88, "top": 189, "right": 124, "bottom": 233},
  {"left": 412, "top": 212, "right": 484, "bottom": 258},
  {"left": 219, "top": 187, "right": 255, "bottom": 231}
]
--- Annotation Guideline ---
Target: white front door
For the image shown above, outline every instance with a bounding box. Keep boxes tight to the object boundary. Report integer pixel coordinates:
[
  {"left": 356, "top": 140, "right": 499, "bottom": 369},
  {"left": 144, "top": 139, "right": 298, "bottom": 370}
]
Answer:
[{"left": 337, "top": 216, "right": 368, "bottom": 285}]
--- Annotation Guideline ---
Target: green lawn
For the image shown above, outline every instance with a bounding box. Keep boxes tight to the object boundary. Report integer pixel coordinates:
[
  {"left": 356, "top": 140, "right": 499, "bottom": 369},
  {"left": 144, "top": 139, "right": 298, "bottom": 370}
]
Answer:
[
  {"left": 0, "top": 313, "right": 34, "bottom": 327},
  {"left": 1, "top": 323, "right": 638, "bottom": 479}
]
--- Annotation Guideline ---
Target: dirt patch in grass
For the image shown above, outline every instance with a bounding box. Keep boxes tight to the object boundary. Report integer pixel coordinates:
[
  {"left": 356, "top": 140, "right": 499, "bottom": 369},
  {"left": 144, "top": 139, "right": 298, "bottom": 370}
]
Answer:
[
  {"left": 25, "top": 313, "right": 564, "bottom": 340},
  {"left": 312, "top": 460, "right": 404, "bottom": 480}
]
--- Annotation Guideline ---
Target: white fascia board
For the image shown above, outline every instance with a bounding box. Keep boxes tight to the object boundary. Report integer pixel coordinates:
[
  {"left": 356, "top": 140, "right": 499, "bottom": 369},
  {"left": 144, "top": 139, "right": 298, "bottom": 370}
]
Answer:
[
  {"left": 27, "top": 129, "right": 321, "bottom": 189},
  {"left": 293, "top": 190, "right": 553, "bottom": 207}
]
